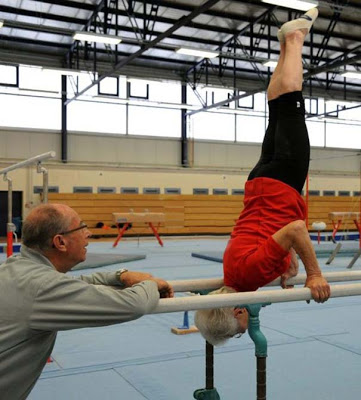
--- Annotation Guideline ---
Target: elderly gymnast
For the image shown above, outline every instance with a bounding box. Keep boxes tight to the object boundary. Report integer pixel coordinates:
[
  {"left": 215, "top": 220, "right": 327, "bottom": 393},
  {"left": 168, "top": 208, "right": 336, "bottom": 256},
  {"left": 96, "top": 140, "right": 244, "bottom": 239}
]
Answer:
[
  {"left": 195, "top": 8, "right": 330, "bottom": 346},
  {"left": 0, "top": 203, "right": 173, "bottom": 399}
]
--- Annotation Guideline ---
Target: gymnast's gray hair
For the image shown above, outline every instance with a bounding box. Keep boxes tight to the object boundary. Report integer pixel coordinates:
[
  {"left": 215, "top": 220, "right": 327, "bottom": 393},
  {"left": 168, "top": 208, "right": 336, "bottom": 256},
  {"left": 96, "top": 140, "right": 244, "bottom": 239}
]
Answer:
[
  {"left": 194, "top": 286, "right": 241, "bottom": 346},
  {"left": 22, "top": 204, "right": 72, "bottom": 253}
]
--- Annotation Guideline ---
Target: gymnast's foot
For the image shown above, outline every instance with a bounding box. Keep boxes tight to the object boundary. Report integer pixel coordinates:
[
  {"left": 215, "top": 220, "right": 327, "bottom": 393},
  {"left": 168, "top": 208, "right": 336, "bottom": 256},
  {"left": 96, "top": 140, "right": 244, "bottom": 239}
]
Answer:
[{"left": 278, "top": 8, "right": 318, "bottom": 43}]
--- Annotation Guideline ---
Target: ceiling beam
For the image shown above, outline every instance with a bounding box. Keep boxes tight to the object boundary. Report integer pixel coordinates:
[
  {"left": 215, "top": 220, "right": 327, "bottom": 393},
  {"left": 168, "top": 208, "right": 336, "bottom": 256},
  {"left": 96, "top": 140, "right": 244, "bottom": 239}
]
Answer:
[
  {"left": 2, "top": 4, "right": 361, "bottom": 43},
  {"left": 65, "top": 0, "right": 222, "bottom": 104}
]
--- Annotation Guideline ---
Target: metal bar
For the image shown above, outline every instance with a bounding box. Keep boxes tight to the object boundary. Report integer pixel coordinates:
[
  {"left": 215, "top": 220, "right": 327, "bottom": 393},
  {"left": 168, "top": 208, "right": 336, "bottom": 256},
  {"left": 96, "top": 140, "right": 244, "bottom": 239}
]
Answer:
[
  {"left": 4, "top": 175, "right": 13, "bottom": 257},
  {"left": 169, "top": 271, "right": 361, "bottom": 292},
  {"left": 61, "top": 75, "right": 67, "bottom": 163},
  {"left": 65, "top": 0, "right": 221, "bottom": 104},
  {"left": 0, "top": 152, "right": 56, "bottom": 175},
  {"left": 181, "top": 83, "right": 188, "bottom": 167},
  {"left": 152, "top": 283, "right": 361, "bottom": 314},
  {"left": 37, "top": 163, "right": 49, "bottom": 204},
  {"left": 205, "top": 341, "right": 214, "bottom": 389},
  {"left": 257, "top": 357, "right": 267, "bottom": 400}
]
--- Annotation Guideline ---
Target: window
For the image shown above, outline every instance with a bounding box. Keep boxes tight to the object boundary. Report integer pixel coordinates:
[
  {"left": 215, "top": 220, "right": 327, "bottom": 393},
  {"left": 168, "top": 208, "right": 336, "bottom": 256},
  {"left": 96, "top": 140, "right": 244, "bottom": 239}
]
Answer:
[
  {"left": 238, "top": 94, "right": 254, "bottom": 110},
  {"left": 236, "top": 114, "right": 265, "bottom": 143},
  {"left": 148, "top": 81, "right": 181, "bottom": 103},
  {"left": 121, "top": 187, "right": 139, "bottom": 194},
  {"left": 0, "top": 65, "right": 18, "bottom": 86},
  {"left": 307, "top": 120, "right": 325, "bottom": 147},
  {"left": 0, "top": 94, "right": 60, "bottom": 129},
  {"left": 165, "top": 188, "right": 181, "bottom": 194},
  {"left": 193, "top": 188, "right": 209, "bottom": 195},
  {"left": 68, "top": 100, "right": 126, "bottom": 134},
  {"left": 127, "top": 80, "right": 149, "bottom": 99},
  {"left": 128, "top": 106, "right": 181, "bottom": 137},
  {"left": 211, "top": 88, "right": 233, "bottom": 108},
  {"left": 73, "top": 187, "right": 93, "bottom": 193},
  {"left": 232, "top": 189, "right": 244, "bottom": 195},
  {"left": 98, "top": 77, "right": 119, "bottom": 96},
  {"left": 305, "top": 97, "right": 319, "bottom": 115},
  {"left": 323, "top": 190, "right": 335, "bottom": 196},
  {"left": 213, "top": 188, "right": 228, "bottom": 195},
  {"left": 97, "top": 187, "right": 116, "bottom": 193},
  {"left": 33, "top": 186, "right": 59, "bottom": 193},
  {"left": 190, "top": 111, "right": 235, "bottom": 141},
  {"left": 19, "top": 66, "right": 60, "bottom": 92},
  {"left": 326, "top": 121, "right": 361, "bottom": 149},
  {"left": 143, "top": 187, "right": 160, "bottom": 194}
]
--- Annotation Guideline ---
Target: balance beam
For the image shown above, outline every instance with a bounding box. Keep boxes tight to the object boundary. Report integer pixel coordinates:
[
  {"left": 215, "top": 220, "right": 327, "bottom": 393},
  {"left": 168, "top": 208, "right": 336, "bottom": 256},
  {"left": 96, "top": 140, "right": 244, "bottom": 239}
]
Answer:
[
  {"left": 152, "top": 283, "right": 361, "bottom": 314},
  {"left": 169, "top": 271, "right": 361, "bottom": 292},
  {"left": 112, "top": 212, "right": 165, "bottom": 247}
]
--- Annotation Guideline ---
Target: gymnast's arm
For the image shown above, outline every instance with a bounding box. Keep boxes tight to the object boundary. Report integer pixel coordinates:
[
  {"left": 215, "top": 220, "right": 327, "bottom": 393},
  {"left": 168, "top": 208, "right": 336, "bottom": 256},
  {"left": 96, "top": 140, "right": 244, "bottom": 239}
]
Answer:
[
  {"left": 272, "top": 220, "right": 330, "bottom": 303},
  {"left": 280, "top": 248, "right": 299, "bottom": 289}
]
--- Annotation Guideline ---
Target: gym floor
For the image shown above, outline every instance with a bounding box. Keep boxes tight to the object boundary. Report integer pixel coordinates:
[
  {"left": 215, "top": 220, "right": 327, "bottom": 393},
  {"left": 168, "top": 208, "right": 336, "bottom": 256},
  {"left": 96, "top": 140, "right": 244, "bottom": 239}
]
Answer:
[{"left": 2, "top": 237, "right": 361, "bottom": 400}]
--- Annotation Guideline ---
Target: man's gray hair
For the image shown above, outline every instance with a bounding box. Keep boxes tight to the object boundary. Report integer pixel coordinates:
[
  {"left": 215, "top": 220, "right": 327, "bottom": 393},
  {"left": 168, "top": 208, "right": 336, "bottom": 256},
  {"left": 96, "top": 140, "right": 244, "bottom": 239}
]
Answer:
[
  {"left": 22, "top": 204, "right": 72, "bottom": 252},
  {"left": 194, "top": 286, "right": 240, "bottom": 346}
]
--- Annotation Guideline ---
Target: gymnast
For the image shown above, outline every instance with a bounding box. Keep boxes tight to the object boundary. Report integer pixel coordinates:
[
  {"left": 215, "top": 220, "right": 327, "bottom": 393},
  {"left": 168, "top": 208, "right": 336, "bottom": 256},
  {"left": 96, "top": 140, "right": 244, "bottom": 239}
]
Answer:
[{"left": 195, "top": 8, "right": 331, "bottom": 346}]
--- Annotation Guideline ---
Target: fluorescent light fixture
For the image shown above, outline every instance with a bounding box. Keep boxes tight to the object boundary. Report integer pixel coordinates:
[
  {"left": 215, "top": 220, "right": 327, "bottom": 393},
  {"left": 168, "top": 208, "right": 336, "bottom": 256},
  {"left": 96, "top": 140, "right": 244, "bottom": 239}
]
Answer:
[
  {"left": 261, "top": 0, "right": 318, "bottom": 11},
  {"left": 41, "top": 67, "right": 86, "bottom": 76},
  {"left": 263, "top": 60, "right": 278, "bottom": 68},
  {"left": 73, "top": 31, "right": 122, "bottom": 45},
  {"left": 340, "top": 71, "right": 361, "bottom": 80},
  {"left": 0, "top": 20, "right": 4, "bottom": 29},
  {"left": 175, "top": 47, "right": 219, "bottom": 59}
]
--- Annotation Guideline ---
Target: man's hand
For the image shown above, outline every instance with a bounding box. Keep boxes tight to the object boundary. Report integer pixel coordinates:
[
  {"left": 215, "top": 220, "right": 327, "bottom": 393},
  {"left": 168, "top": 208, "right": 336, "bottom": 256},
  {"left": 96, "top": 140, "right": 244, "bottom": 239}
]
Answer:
[
  {"left": 119, "top": 271, "right": 174, "bottom": 298},
  {"left": 305, "top": 275, "right": 330, "bottom": 303},
  {"left": 120, "top": 271, "right": 153, "bottom": 287},
  {"left": 281, "top": 248, "right": 299, "bottom": 289},
  {"left": 152, "top": 278, "right": 174, "bottom": 298}
]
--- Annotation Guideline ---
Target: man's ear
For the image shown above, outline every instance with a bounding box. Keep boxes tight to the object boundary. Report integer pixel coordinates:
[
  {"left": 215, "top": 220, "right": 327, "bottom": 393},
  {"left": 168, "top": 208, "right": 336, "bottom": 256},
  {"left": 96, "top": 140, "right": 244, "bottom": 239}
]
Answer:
[
  {"left": 52, "top": 235, "right": 67, "bottom": 252},
  {"left": 233, "top": 307, "right": 241, "bottom": 318}
]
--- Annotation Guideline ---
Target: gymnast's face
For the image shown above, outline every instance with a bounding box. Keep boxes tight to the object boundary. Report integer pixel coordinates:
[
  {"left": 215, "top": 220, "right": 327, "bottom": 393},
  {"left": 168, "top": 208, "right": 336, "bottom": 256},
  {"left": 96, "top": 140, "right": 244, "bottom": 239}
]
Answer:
[{"left": 233, "top": 307, "right": 249, "bottom": 335}]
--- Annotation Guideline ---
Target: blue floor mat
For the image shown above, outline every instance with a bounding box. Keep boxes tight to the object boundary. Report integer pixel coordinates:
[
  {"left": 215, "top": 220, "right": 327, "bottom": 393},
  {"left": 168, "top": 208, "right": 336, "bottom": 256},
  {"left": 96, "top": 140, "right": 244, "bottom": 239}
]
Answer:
[{"left": 29, "top": 369, "right": 147, "bottom": 400}]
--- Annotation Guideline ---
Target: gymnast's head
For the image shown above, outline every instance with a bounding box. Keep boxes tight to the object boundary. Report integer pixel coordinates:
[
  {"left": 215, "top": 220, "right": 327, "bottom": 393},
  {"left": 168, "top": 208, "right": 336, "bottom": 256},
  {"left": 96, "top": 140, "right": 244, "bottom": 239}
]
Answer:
[{"left": 194, "top": 286, "right": 249, "bottom": 346}]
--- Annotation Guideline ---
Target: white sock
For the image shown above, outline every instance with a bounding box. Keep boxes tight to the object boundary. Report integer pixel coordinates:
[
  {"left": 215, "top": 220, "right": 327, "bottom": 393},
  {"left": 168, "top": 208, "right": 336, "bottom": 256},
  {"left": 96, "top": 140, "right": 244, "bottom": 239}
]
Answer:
[{"left": 280, "top": 8, "right": 318, "bottom": 38}]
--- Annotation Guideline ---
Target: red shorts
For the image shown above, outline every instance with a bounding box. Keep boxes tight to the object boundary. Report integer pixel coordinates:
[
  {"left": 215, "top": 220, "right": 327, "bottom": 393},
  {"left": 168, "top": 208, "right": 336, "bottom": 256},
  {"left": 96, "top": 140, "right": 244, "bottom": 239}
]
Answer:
[{"left": 223, "top": 235, "right": 291, "bottom": 292}]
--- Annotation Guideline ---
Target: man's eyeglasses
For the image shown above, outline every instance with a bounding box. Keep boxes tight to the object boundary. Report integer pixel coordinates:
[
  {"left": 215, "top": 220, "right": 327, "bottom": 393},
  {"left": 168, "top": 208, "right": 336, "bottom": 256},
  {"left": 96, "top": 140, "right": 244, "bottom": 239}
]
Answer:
[{"left": 59, "top": 224, "right": 88, "bottom": 235}]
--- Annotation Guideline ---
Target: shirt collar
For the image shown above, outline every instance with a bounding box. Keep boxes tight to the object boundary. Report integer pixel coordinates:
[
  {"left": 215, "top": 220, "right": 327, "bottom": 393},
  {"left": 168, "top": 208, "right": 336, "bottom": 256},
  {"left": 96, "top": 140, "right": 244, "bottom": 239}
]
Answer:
[{"left": 20, "top": 245, "right": 57, "bottom": 270}]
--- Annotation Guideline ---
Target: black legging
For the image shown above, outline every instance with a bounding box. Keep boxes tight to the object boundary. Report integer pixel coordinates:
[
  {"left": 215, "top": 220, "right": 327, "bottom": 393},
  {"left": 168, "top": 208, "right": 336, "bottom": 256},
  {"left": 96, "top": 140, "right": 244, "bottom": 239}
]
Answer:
[{"left": 248, "top": 91, "right": 309, "bottom": 194}]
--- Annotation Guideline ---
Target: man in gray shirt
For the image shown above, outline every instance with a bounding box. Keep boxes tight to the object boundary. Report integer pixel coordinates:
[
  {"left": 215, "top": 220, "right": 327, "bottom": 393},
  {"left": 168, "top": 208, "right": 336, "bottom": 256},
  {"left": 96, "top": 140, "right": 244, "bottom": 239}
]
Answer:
[{"left": 0, "top": 203, "right": 173, "bottom": 399}]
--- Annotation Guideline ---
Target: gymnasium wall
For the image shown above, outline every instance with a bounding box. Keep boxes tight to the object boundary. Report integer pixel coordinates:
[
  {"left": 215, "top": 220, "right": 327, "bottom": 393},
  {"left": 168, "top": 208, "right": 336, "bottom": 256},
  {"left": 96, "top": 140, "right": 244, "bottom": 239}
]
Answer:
[{"left": 1, "top": 127, "right": 361, "bottom": 216}]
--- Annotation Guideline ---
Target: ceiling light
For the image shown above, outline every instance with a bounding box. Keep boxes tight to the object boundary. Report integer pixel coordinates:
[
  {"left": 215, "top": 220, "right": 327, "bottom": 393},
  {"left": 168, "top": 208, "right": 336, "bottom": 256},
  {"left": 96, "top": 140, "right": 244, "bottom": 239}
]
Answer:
[
  {"left": 263, "top": 60, "right": 278, "bottom": 68},
  {"left": 41, "top": 67, "right": 86, "bottom": 76},
  {"left": 340, "top": 71, "right": 361, "bottom": 80},
  {"left": 175, "top": 47, "right": 219, "bottom": 59},
  {"left": 0, "top": 20, "right": 4, "bottom": 29},
  {"left": 261, "top": 0, "right": 318, "bottom": 11},
  {"left": 73, "top": 31, "right": 122, "bottom": 45}
]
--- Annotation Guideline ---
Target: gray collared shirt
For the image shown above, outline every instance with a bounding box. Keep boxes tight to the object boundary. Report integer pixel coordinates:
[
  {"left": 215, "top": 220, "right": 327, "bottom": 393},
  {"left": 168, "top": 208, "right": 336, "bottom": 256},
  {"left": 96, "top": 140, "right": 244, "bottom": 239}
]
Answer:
[{"left": 0, "top": 246, "right": 159, "bottom": 399}]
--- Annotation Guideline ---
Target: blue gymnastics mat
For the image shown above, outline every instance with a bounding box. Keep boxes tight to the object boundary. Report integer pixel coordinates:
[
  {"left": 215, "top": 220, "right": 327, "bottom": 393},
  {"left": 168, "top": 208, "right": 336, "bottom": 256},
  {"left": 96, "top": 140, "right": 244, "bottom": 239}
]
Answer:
[{"left": 72, "top": 253, "right": 146, "bottom": 270}]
